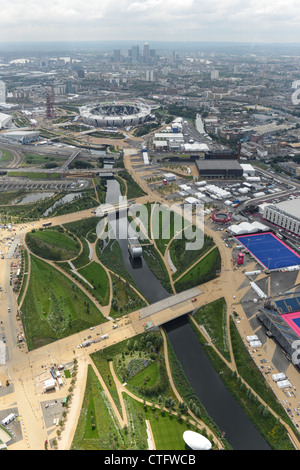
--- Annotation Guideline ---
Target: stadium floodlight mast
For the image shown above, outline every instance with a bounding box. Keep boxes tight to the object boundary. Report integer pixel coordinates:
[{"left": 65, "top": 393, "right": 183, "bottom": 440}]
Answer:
[{"left": 95, "top": 198, "right": 204, "bottom": 251}]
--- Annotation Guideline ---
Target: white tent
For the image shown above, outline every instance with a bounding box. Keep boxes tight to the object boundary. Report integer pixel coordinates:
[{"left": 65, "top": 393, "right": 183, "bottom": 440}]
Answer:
[
  {"left": 249, "top": 340, "right": 262, "bottom": 348},
  {"left": 277, "top": 379, "right": 291, "bottom": 389},
  {"left": 246, "top": 335, "right": 259, "bottom": 343},
  {"left": 272, "top": 373, "right": 286, "bottom": 383}
]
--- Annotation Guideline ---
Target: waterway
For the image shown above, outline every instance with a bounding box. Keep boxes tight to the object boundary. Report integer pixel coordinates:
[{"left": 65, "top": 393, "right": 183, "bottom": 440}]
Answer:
[
  {"left": 43, "top": 192, "right": 83, "bottom": 217},
  {"left": 105, "top": 177, "right": 270, "bottom": 449},
  {"left": 105, "top": 178, "right": 170, "bottom": 304},
  {"left": 164, "top": 316, "right": 271, "bottom": 450},
  {"left": 13, "top": 192, "right": 55, "bottom": 205}
]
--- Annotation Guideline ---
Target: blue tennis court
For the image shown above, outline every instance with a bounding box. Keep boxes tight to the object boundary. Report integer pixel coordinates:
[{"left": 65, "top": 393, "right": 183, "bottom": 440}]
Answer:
[{"left": 236, "top": 232, "right": 300, "bottom": 270}]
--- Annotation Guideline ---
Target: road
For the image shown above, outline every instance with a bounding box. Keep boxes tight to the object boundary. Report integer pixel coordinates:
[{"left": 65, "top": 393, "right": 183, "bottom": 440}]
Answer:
[{"left": 0, "top": 149, "right": 300, "bottom": 450}]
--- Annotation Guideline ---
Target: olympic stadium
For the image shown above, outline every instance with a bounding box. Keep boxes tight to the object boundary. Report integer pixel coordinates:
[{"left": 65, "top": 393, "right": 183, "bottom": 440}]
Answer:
[{"left": 79, "top": 100, "right": 152, "bottom": 127}]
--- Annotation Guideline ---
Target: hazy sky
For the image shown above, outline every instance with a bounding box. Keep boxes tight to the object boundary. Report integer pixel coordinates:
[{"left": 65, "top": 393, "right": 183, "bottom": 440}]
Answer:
[{"left": 0, "top": 0, "right": 300, "bottom": 44}]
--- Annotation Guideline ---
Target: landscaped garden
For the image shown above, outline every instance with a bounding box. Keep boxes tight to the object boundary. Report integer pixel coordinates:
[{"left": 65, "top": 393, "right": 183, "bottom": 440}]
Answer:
[
  {"left": 21, "top": 255, "right": 106, "bottom": 350},
  {"left": 26, "top": 227, "right": 80, "bottom": 261}
]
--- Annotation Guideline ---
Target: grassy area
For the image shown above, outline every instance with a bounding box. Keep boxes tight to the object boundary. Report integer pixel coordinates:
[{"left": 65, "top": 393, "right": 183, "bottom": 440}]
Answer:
[
  {"left": 170, "top": 233, "right": 215, "bottom": 279},
  {"left": 142, "top": 244, "right": 173, "bottom": 293},
  {"left": 192, "top": 297, "right": 230, "bottom": 362},
  {"left": 174, "top": 247, "right": 221, "bottom": 293},
  {"left": 22, "top": 153, "right": 63, "bottom": 167},
  {"left": 7, "top": 171, "right": 61, "bottom": 180},
  {"left": 0, "top": 148, "right": 12, "bottom": 162},
  {"left": 78, "top": 261, "right": 110, "bottom": 306},
  {"left": 71, "top": 365, "right": 134, "bottom": 450},
  {"left": 110, "top": 274, "right": 147, "bottom": 318},
  {"left": 0, "top": 190, "right": 27, "bottom": 205},
  {"left": 63, "top": 217, "right": 101, "bottom": 244},
  {"left": 51, "top": 190, "right": 98, "bottom": 217},
  {"left": 26, "top": 228, "right": 80, "bottom": 261},
  {"left": 117, "top": 169, "right": 146, "bottom": 199},
  {"left": 71, "top": 237, "right": 91, "bottom": 269},
  {"left": 189, "top": 318, "right": 296, "bottom": 450},
  {"left": 150, "top": 204, "right": 180, "bottom": 255},
  {"left": 97, "top": 238, "right": 138, "bottom": 290},
  {"left": 21, "top": 255, "right": 106, "bottom": 350}
]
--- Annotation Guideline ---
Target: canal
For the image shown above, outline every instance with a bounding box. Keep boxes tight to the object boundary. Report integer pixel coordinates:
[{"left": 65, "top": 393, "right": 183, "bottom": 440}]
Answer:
[
  {"left": 105, "top": 178, "right": 170, "bottom": 304},
  {"left": 164, "top": 316, "right": 270, "bottom": 450},
  {"left": 106, "top": 177, "right": 270, "bottom": 449}
]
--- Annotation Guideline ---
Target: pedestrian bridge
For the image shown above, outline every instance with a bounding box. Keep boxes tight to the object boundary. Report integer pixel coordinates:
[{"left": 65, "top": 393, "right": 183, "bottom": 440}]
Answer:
[{"left": 139, "top": 287, "right": 203, "bottom": 328}]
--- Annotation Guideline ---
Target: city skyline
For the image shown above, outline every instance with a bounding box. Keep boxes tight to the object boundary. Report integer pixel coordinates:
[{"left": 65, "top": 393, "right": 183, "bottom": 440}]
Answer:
[{"left": 0, "top": 0, "right": 300, "bottom": 44}]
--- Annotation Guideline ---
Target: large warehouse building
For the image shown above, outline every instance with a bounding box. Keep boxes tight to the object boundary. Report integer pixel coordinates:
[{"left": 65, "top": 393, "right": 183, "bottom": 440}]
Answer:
[
  {"left": 263, "top": 198, "right": 300, "bottom": 236},
  {"left": 195, "top": 159, "right": 243, "bottom": 178}
]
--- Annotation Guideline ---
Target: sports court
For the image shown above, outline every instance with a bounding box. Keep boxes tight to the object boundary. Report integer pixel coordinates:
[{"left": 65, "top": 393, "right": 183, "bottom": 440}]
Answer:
[
  {"left": 281, "top": 311, "right": 300, "bottom": 337},
  {"left": 236, "top": 232, "right": 300, "bottom": 270}
]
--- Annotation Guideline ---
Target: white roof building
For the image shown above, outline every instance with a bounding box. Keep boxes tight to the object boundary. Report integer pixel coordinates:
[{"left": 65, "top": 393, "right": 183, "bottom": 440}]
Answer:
[
  {"left": 44, "top": 378, "right": 56, "bottom": 391},
  {"left": 0, "top": 129, "right": 40, "bottom": 144},
  {"left": 228, "top": 221, "right": 269, "bottom": 236},
  {"left": 241, "top": 163, "right": 256, "bottom": 176},
  {"left": 183, "top": 142, "right": 209, "bottom": 152},
  {"left": 0, "top": 112, "right": 12, "bottom": 129}
]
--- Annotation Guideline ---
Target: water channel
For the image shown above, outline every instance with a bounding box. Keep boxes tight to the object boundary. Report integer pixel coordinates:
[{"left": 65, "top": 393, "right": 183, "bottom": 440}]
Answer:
[
  {"left": 105, "top": 177, "right": 270, "bottom": 449},
  {"left": 43, "top": 192, "right": 83, "bottom": 217}
]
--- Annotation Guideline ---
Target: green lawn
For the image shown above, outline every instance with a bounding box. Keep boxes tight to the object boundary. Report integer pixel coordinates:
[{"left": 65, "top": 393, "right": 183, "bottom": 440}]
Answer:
[
  {"left": 127, "top": 361, "right": 159, "bottom": 390},
  {"left": 78, "top": 261, "right": 110, "bottom": 306},
  {"left": 170, "top": 233, "right": 215, "bottom": 279},
  {"left": 7, "top": 171, "right": 61, "bottom": 180},
  {"left": 26, "top": 228, "right": 80, "bottom": 261},
  {"left": 0, "top": 148, "right": 12, "bottom": 162},
  {"left": 110, "top": 275, "right": 147, "bottom": 318},
  {"left": 22, "top": 255, "right": 106, "bottom": 350},
  {"left": 193, "top": 297, "right": 230, "bottom": 362},
  {"left": 174, "top": 246, "right": 221, "bottom": 293},
  {"left": 146, "top": 407, "right": 192, "bottom": 450}
]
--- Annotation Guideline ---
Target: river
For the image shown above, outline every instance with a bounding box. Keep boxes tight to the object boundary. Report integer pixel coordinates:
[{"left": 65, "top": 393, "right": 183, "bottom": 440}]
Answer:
[
  {"left": 164, "top": 316, "right": 270, "bottom": 450},
  {"left": 105, "top": 178, "right": 170, "bottom": 304},
  {"left": 105, "top": 177, "right": 270, "bottom": 449}
]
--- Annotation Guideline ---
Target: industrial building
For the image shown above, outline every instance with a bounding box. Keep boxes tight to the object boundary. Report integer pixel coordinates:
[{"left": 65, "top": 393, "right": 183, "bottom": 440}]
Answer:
[
  {"left": 195, "top": 159, "right": 243, "bottom": 178},
  {"left": 263, "top": 198, "right": 300, "bottom": 236}
]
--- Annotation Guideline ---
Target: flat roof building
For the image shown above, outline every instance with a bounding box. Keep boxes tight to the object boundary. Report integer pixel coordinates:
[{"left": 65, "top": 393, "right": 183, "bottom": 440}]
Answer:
[
  {"left": 263, "top": 198, "right": 300, "bottom": 236},
  {"left": 195, "top": 159, "right": 243, "bottom": 178}
]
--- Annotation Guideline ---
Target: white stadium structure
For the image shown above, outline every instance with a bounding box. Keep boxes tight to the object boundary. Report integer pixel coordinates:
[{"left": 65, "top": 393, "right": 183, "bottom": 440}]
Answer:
[{"left": 79, "top": 100, "right": 152, "bottom": 127}]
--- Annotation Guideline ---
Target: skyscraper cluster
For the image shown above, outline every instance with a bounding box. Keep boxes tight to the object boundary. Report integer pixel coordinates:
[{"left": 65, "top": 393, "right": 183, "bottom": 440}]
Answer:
[{"left": 112, "top": 43, "right": 158, "bottom": 65}]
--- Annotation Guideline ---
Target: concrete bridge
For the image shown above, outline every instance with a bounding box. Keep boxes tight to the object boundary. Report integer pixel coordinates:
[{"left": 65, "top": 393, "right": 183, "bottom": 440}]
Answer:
[{"left": 139, "top": 286, "right": 203, "bottom": 328}]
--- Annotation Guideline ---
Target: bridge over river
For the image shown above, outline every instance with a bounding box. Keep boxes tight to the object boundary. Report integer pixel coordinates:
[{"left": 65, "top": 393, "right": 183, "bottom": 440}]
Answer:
[{"left": 139, "top": 286, "right": 203, "bottom": 327}]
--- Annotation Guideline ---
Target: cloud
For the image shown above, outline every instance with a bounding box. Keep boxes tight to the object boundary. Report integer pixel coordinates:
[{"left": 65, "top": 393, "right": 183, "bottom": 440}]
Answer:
[{"left": 0, "top": 0, "right": 299, "bottom": 43}]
